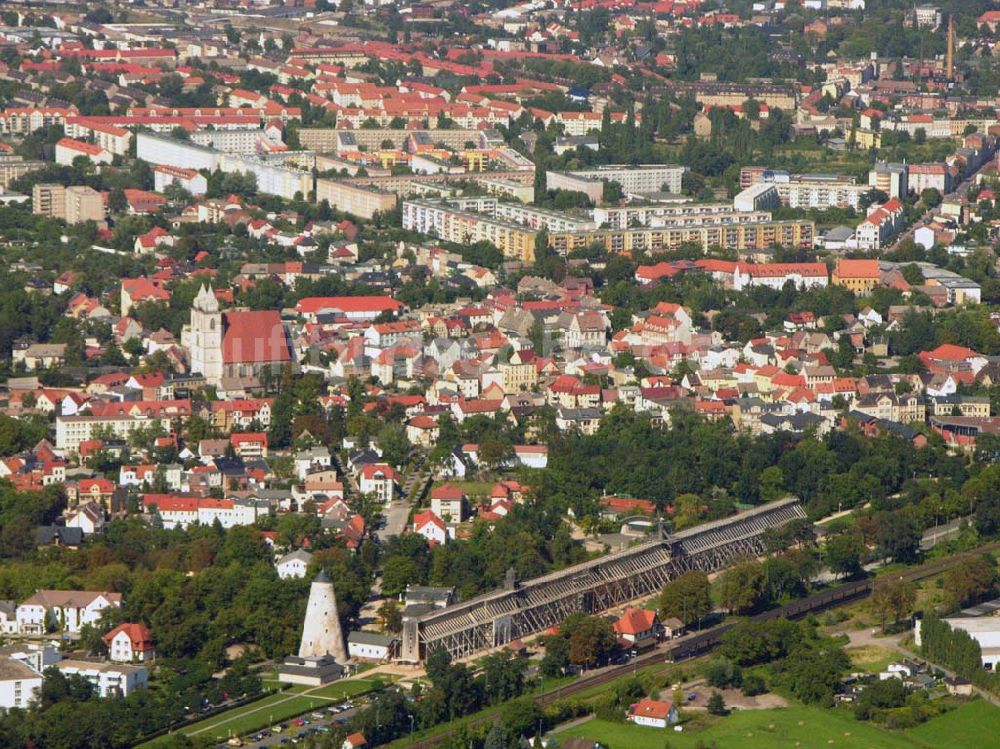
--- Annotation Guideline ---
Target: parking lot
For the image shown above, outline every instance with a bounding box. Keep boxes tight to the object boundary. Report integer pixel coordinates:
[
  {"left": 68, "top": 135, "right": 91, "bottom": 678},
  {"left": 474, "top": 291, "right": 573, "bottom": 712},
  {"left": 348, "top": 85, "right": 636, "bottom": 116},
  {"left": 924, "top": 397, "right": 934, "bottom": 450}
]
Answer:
[{"left": 218, "top": 700, "right": 359, "bottom": 748}]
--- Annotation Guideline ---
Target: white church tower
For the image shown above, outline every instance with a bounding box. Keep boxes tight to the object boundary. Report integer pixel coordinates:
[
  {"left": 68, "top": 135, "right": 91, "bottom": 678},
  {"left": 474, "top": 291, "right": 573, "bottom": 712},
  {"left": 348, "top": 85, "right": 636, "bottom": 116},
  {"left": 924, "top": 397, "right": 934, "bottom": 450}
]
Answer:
[
  {"left": 186, "top": 284, "right": 223, "bottom": 386},
  {"left": 299, "top": 570, "right": 347, "bottom": 662}
]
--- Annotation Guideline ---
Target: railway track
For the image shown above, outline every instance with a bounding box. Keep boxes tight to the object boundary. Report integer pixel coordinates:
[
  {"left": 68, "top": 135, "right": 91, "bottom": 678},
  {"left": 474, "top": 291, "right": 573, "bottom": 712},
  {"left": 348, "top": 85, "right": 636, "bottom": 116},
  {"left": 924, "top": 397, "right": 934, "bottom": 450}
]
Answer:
[{"left": 405, "top": 540, "right": 1000, "bottom": 749}]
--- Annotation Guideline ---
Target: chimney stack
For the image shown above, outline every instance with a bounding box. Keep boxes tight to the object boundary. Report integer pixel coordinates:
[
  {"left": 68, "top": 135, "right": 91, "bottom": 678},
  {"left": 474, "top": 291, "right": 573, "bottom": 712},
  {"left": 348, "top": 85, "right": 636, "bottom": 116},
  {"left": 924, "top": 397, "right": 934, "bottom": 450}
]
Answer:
[{"left": 946, "top": 15, "right": 955, "bottom": 80}]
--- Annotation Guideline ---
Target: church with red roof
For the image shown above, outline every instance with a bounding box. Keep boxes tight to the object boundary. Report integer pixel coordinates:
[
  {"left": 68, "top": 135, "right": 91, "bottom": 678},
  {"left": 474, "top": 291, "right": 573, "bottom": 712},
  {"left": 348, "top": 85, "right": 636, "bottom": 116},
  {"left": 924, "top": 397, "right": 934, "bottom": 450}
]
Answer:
[{"left": 182, "top": 285, "right": 292, "bottom": 387}]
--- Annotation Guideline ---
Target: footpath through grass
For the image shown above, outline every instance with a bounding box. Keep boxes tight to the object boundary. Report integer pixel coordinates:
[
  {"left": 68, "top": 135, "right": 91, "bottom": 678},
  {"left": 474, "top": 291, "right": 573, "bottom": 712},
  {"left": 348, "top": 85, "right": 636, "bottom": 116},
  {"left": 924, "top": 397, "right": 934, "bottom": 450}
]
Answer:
[{"left": 556, "top": 699, "right": 1000, "bottom": 749}]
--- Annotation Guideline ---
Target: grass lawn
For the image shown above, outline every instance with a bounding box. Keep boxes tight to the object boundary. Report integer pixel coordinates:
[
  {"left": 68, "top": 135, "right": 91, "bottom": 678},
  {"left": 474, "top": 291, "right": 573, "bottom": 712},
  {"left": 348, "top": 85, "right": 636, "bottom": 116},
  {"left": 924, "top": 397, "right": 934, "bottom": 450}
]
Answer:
[
  {"left": 308, "top": 677, "right": 383, "bottom": 700},
  {"left": 434, "top": 479, "right": 496, "bottom": 498},
  {"left": 556, "top": 700, "right": 1000, "bottom": 749},
  {"left": 906, "top": 700, "right": 1000, "bottom": 746},
  {"left": 846, "top": 644, "right": 897, "bottom": 675}
]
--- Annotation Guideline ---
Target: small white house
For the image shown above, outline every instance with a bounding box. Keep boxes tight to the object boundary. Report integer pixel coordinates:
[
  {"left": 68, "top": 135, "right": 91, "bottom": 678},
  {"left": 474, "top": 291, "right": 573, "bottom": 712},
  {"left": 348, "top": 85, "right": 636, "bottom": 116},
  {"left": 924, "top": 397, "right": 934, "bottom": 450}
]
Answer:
[
  {"left": 347, "top": 631, "right": 396, "bottom": 661},
  {"left": 276, "top": 550, "right": 313, "bottom": 579},
  {"left": 358, "top": 464, "right": 397, "bottom": 505},
  {"left": 413, "top": 511, "right": 448, "bottom": 545},
  {"left": 103, "top": 622, "right": 156, "bottom": 663},
  {"left": 627, "top": 698, "right": 679, "bottom": 728},
  {"left": 65, "top": 502, "right": 105, "bottom": 535}
]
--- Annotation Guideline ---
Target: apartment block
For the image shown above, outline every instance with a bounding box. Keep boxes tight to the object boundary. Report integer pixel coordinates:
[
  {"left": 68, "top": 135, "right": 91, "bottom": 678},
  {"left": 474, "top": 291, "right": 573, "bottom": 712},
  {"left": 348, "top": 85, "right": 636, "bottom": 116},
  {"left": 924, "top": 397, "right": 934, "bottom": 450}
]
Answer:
[
  {"left": 0, "top": 154, "right": 47, "bottom": 188},
  {"left": 56, "top": 414, "right": 176, "bottom": 454},
  {"left": 548, "top": 220, "right": 814, "bottom": 256},
  {"left": 547, "top": 165, "right": 686, "bottom": 202},
  {"left": 315, "top": 179, "right": 399, "bottom": 219},
  {"left": 402, "top": 199, "right": 537, "bottom": 262},
  {"left": 869, "top": 162, "right": 908, "bottom": 199},
  {"left": 32, "top": 183, "right": 65, "bottom": 220}
]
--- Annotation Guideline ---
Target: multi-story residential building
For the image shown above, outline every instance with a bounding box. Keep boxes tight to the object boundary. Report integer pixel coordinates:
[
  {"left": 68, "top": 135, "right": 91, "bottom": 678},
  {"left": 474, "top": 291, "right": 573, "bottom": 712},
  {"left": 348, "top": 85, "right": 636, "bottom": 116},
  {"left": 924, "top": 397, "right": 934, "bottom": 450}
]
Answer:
[
  {"left": 733, "top": 262, "right": 829, "bottom": 291},
  {"left": 594, "top": 201, "right": 768, "bottom": 229},
  {"left": 546, "top": 165, "right": 686, "bottom": 202},
  {"left": 358, "top": 464, "right": 397, "bottom": 505},
  {"left": 429, "top": 483, "right": 467, "bottom": 523},
  {"left": 55, "top": 660, "right": 148, "bottom": 698},
  {"left": 55, "top": 138, "right": 113, "bottom": 167},
  {"left": 402, "top": 199, "right": 538, "bottom": 262},
  {"left": 0, "top": 107, "right": 76, "bottom": 135},
  {"left": 56, "top": 409, "right": 185, "bottom": 454},
  {"left": 32, "top": 183, "right": 65, "bottom": 220},
  {"left": 498, "top": 350, "right": 538, "bottom": 392},
  {"left": 652, "top": 81, "right": 796, "bottom": 108},
  {"left": 0, "top": 154, "right": 47, "bottom": 188},
  {"left": 854, "top": 199, "right": 905, "bottom": 250},
  {"left": 65, "top": 186, "right": 104, "bottom": 225},
  {"left": 16, "top": 590, "right": 122, "bottom": 634},
  {"left": 63, "top": 117, "right": 132, "bottom": 156},
  {"left": 33, "top": 184, "right": 104, "bottom": 224},
  {"left": 869, "top": 162, "right": 908, "bottom": 199},
  {"left": 907, "top": 163, "right": 955, "bottom": 195},
  {"left": 315, "top": 179, "right": 398, "bottom": 220},
  {"left": 153, "top": 165, "right": 208, "bottom": 196},
  {"left": 548, "top": 219, "right": 814, "bottom": 256},
  {"left": 747, "top": 170, "right": 870, "bottom": 209},
  {"left": 141, "top": 495, "right": 267, "bottom": 530}
]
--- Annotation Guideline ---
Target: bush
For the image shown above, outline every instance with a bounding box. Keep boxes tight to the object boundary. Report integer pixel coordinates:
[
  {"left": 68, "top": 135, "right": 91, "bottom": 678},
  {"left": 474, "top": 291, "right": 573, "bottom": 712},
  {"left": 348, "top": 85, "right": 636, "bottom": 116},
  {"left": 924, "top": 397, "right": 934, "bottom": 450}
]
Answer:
[
  {"left": 706, "top": 658, "right": 742, "bottom": 689},
  {"left": 741, "top": 673, "right": 767, "bottom": 697},
  {"left": 707, "top": 691, "right": 727, "bottom": 716}
]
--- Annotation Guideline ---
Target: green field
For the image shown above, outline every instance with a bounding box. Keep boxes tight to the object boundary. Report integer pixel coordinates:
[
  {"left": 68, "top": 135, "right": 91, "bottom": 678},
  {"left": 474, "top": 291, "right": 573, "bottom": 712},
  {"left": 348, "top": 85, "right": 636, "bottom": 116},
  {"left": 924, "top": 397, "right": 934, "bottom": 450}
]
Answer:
[
  {"left": 906, "top": 699, "right": 1000, "bottom": 746},
  {"left": 556, "top": 700, "right": 1000, "bottom": 749}
]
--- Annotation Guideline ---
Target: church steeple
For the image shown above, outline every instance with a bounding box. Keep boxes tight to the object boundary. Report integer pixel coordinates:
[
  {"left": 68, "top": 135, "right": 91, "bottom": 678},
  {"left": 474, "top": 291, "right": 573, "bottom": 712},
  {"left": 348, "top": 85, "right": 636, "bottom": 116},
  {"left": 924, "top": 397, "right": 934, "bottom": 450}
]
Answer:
[{"left": 188, "top": 283, "right": 223, "bottom": 385}]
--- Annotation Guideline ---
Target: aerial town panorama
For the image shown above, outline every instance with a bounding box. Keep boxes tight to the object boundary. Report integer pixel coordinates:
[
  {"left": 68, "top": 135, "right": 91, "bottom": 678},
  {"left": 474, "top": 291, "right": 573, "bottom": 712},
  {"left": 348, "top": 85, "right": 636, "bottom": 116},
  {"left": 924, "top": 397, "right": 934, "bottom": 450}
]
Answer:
[{"left": 5, "top": 1, "right": 1000, "bottom": 748}]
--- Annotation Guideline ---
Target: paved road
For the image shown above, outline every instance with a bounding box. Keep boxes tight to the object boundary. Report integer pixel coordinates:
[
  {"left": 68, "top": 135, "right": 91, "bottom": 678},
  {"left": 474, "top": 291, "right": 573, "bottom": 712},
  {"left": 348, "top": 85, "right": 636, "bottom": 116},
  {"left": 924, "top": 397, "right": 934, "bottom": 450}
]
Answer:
[
  {"left": 377, "top": 499, "right": 411, "bottom": 542},
  {"left": 889, "top": 157, "right": 993, "bottom": 250}
]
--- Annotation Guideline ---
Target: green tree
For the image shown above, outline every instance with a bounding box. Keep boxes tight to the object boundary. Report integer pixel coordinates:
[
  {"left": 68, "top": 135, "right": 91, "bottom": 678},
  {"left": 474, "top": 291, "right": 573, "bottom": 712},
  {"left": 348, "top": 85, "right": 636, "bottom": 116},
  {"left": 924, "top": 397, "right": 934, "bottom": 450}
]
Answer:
[
  {"left": 659, "top": 570, "right": 712, "bottom": 626},
  {"left": 715, "top": 560, "right": 765, "bottom": 614},
  {"left": 870, "top": 576, "right": 916, "bottom": 632},
  {"left": 707, "top": 691, "right": 727, "bottom": 715},
  {"left": 824, "top": 532, "right": 864, "bottom": 579}
]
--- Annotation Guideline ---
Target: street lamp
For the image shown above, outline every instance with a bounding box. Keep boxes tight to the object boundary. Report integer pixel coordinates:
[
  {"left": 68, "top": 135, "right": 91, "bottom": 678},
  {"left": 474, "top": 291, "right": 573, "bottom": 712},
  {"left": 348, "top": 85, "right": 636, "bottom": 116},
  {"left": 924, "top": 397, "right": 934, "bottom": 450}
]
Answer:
[{"left": 409, "top": 714, "right": 415, "bottom": 742}]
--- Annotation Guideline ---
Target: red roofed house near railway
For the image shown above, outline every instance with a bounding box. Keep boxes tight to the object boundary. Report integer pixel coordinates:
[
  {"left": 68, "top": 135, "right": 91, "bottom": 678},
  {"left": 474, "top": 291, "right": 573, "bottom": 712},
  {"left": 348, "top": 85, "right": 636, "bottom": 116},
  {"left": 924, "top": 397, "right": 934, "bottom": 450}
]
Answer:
[
  {"left": 182, "top": 285, "right": 292, "bottom": 388},
  {"left": 613, "top": 607, "right": 659, "bottom": 650},
  {"left": 627, "top": 698, "right": 679, "bottom": 728}
]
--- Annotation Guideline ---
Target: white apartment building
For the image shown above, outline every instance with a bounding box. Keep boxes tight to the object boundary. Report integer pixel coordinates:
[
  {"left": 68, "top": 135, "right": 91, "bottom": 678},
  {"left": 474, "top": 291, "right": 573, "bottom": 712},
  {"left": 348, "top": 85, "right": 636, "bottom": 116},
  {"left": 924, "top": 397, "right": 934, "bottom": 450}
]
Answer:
[
  {"left": 0, "top": 658, "right": 43, "bottom": 709},
  {"left": 56, "top": 660, "right": 148, "bottom": 698},
  {"left": 16, "top": 590, "right": 122, "bottom": 635},
  {"left": 56, "top": 414, "right": 175, "bottom": 454}
]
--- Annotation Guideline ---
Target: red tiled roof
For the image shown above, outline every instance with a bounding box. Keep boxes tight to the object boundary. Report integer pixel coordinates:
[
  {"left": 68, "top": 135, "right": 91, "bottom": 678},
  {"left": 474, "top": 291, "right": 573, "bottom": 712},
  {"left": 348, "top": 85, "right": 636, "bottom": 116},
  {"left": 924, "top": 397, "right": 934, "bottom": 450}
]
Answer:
[
  {"left": 103, "top": 622, "right": 154, "bottom": 650},
  {"left": 296, "top": 296, "right": 403, "bottom": 314},
  {"left": 614, "top": 607, "right": 657, "bottom": 636},
  {"left": 222, "top": 311, "right": 290, "bottom": 365}
]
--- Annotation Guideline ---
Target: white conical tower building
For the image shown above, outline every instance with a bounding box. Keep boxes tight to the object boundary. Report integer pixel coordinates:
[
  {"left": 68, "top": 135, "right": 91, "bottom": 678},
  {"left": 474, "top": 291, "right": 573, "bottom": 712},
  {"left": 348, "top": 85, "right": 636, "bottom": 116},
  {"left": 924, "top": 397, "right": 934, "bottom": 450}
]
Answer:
[{"left": 299, "top": 570, "right": 347, "bottom": 662}]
